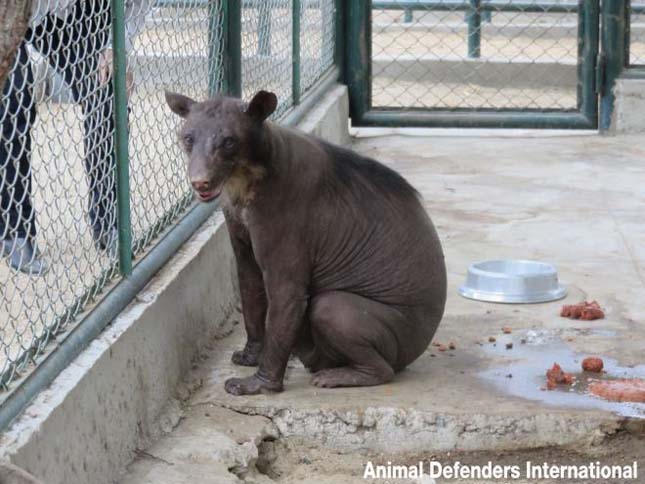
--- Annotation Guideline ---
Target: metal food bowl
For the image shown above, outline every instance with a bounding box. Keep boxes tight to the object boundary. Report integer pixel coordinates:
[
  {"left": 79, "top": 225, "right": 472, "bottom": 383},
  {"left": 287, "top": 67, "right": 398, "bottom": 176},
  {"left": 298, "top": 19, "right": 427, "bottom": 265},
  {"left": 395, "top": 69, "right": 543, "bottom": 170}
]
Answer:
[{"left": 458, "top": 259, "right": 567, "bottom": 304}]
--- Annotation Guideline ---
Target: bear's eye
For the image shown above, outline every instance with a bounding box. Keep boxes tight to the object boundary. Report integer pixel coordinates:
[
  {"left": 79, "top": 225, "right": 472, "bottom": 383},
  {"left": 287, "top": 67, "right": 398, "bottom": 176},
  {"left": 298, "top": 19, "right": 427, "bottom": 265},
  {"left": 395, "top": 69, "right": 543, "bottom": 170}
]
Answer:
[
  {"left": 222, "top": 137, "right": 236, "bottom": 150},
  {"left": 183, "top": 134, "right": 194, "bottom": 148}
]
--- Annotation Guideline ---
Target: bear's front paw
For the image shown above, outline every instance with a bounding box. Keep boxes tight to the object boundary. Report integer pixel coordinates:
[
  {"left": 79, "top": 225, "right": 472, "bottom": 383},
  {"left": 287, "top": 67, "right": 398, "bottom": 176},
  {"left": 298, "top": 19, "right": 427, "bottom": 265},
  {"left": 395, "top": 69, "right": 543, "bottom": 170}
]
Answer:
[
  {"left": 224, "top": 374, "right": 283, "bottom": 396},
  {"left": 231, "top": 342, "right": 261, "bottom": 367}
]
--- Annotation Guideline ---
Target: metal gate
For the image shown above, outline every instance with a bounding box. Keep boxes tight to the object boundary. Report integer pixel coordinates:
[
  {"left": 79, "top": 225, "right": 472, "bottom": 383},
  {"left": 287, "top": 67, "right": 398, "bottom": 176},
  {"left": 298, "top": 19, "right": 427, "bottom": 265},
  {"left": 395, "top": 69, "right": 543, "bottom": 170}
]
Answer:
[{"left": 346, "top": 0, "right": 606, "bottom": 129}]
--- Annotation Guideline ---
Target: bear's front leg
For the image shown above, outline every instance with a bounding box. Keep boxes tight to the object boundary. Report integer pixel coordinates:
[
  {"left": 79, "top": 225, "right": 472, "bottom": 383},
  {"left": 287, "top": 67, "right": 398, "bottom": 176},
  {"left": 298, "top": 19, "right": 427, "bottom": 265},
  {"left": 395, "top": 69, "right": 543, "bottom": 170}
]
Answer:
[
  {"left": 226, "top": 211, "right": 267, "bottom": 367},
  {"left": 225, "top": 278, "right": 308, "bottom": 396}
]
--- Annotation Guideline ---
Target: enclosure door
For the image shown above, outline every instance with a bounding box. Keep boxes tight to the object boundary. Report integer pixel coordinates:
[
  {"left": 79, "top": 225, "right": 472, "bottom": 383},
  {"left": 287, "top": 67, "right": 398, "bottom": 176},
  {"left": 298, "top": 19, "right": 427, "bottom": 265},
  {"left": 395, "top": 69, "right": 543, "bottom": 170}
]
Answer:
[{"left": 347, "top": 0, "right": 600, "bottom": 129}]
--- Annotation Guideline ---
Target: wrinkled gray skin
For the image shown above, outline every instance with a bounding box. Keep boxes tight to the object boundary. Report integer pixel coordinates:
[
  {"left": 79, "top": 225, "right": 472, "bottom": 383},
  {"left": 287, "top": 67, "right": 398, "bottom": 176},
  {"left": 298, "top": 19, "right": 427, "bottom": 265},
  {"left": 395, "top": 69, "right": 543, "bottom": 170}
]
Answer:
[{"left": 165, "top": 90, "right": 447, "bottom": 396}]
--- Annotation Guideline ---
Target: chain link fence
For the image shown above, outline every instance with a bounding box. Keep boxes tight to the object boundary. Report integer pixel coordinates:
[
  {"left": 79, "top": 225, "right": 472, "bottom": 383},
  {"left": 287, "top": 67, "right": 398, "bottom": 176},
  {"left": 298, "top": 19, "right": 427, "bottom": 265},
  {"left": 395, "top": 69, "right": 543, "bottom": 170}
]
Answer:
[
  {"left": 300, "top": 0, "right": 336, "bottom": 95},
  {"left": 629, "top": 1, "right": 645, "bottom": 66},
  {"left": 372, "top": 0, "right": 581, "bottom": 111},
  {"left": 242, "top": 0, "right": 294, "bottom": 117},
  {"left": 0, "top": 0, "right": 336, "bottom": 395}
]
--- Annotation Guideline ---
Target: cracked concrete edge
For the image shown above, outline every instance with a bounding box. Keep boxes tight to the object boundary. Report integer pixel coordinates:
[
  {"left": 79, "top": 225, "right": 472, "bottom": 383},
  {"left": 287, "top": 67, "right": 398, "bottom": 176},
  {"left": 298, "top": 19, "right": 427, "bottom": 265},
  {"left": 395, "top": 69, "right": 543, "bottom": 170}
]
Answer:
[
  {"left": 0, "top": 212, "right": 239, "bottom": 484},
  {"left": 120, "top": 406, "right": 281, "bottom": 484},
  {"left": 215, "top": 404, "right": 626, "bottom": 454}
]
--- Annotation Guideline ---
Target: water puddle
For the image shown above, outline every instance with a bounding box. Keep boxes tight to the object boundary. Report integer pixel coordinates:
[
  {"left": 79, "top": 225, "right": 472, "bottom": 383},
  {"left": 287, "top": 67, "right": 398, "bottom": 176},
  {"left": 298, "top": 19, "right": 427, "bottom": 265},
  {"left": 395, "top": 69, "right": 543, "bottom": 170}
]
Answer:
[{"left": 478, "top": 330, "right": 645, "bottom": 418}]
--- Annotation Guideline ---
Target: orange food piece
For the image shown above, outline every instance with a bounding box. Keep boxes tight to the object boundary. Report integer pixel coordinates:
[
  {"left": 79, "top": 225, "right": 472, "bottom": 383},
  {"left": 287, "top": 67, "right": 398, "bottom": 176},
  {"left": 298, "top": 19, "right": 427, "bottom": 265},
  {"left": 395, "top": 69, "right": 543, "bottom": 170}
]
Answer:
[
  {"left": 589, "top": 379, "right": 645, "bottom": 403},
  {"left": 546, "top": 363, "right": 575, "bottom": 390},
  {"left": 502, "top": 326, "right": 512, "bottom": 334},
  {"left": 582, "top": 357, "right": 604, "bottom": 373},
  {"left": 560, "top": 300, "right": 604, "bottom": 320}
]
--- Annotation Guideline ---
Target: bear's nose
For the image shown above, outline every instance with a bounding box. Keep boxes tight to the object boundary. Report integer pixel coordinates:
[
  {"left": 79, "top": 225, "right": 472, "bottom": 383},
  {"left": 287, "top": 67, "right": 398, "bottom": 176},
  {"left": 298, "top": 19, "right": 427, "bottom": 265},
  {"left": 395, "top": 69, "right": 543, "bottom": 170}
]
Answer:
[{"left": 191, "top": 179, "right": 211, "bottom": 193}]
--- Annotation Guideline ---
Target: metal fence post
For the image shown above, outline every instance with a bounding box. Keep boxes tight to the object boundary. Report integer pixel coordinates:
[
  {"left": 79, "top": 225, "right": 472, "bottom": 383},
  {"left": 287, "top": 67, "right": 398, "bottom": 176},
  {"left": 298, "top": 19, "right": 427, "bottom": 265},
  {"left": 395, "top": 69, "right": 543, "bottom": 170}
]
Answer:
[
  {"left": 600, "top": 0, "right": 626, "bottom": 131},
  {"left": 293, "top": 0, "right": 301, "bottom": 105},
  {"left": 110, "top": 0, "right": 133, "bottom": 276},
  {"left": 208, "top": 0, "right": 223, "bottom": 96},
  {"left": 467, "top": 0, "right": 482, "bottom": 58},
  {"left": 335, "top": 0, "right": 345, "bottom": 81},
  {"left": 577, "top": 0, "right": 599, "bottom": 128},
  {"left": 225, "top": 0, "right": 242, "bottom": 97},
  {"left": 346, "top": 0, "right": 371, "bottom": 122},
  {"left": 625, "top": 0, "right": 631, "bottom": 66}
]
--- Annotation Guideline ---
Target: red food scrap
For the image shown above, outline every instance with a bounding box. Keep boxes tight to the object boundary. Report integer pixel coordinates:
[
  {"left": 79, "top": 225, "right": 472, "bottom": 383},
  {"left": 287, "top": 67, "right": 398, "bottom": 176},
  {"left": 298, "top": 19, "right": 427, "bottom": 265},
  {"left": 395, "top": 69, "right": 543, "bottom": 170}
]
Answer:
[
  {"left": 546, "top": 363, "right": 575, "bottom": 390},
  {"left": 502, "top": 327, "right": 512, "bottom": 334},
  {"left": 589, "top": 379, "right": 645, "bottom": 403},
  {"left": 582, "top": 357, "right": 604, "bottom": 373},
  {"left": 560, "top": 300, "right": 604, "bottom": 320}
]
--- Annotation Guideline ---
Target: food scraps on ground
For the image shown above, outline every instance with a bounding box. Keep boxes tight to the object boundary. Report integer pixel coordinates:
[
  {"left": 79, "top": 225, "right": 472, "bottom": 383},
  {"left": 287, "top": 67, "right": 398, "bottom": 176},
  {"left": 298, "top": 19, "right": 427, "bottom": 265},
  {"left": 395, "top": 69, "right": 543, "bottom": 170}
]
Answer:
[
  {"left": 488, "top": 336, "right": 496, "bottom": 343},
  {"left": 502, "top": 326, "right": 512, "bottom": 334},
  {"left": 582, "top": 357, "right": 604, "bottom": 373},
  {"left": 505, "top": 342, "right": 513, "bottom": 350},
  {"left": 437, "top": 344, "right": 448, "bottom": 352},
  {"left": 546, "top": 363, "right": 575, "bottom": 390},
  {"left": 560, "top": 300, "right": 604, "bottom": 320},
  {"left": 589, "top": 379, "right": 645, "bottom": 403},
  {"left": 448, "top": 342, "right": 456, "bottom": 350}
]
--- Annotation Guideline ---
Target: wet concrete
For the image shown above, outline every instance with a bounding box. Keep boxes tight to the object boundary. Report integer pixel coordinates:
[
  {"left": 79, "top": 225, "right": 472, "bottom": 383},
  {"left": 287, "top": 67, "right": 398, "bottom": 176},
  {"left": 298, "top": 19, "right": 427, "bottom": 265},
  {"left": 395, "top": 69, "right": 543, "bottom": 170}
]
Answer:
[
  {"left": 120, "top": 130, "right": 645, "bottom": 483},
  {"left": 479, "top": 335, "right": 645, "bottom": 418}
]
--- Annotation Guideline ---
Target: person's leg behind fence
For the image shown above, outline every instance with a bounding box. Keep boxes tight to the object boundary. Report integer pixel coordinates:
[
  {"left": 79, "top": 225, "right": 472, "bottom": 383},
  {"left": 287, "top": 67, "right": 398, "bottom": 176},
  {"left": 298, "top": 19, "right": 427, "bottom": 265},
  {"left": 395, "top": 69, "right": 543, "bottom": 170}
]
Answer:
[
  {"left": 0, "top": 41, "right": 48, "bottom": 275},
  {"left": 33, "top": 1, "right": 119, "bottom": 256}
]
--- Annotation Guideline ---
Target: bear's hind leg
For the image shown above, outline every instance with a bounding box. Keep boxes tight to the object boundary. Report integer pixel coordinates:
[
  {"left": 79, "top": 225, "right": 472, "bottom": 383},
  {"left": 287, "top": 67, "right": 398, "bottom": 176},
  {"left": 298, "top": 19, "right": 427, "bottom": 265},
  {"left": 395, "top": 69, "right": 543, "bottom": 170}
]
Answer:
[{"left": 307, "top": 291, "right": 404, "bottom": 388}]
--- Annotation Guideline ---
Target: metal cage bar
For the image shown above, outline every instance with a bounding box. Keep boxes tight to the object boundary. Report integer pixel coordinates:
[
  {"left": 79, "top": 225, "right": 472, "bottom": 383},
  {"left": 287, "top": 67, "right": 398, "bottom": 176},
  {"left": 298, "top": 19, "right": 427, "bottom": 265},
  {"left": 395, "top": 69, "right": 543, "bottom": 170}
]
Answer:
[{"left": 111, "top": 0, "right": 133, "bottom": 276}]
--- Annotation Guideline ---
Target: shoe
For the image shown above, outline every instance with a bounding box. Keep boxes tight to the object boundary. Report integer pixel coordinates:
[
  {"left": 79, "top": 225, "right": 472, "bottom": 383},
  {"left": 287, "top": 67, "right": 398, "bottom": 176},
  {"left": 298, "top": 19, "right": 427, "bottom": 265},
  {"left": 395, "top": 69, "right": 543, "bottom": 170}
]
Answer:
[
  {"left": 93, "top": 227, "right": 118, "bottom": 257},
  {"left": 1, "top": 237, "right": 49, "bottom": 275}
]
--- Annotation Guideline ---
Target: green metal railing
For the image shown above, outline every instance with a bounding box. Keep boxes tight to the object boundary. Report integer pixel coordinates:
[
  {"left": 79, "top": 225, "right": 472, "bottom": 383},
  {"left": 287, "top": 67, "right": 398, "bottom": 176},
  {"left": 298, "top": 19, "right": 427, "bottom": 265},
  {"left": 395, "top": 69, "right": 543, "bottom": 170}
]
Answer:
[
  {"left": 354, "top": 0, "right": 626, "bottom": 129},
  {"left": 111, "top": 0, "right": 134, "bottom": 276},
  {"left": 0, "top": 0, "right": 337, "bottom": 429},
  {"left": 362, "top": 0, "right": 645, "bottom": 130}
]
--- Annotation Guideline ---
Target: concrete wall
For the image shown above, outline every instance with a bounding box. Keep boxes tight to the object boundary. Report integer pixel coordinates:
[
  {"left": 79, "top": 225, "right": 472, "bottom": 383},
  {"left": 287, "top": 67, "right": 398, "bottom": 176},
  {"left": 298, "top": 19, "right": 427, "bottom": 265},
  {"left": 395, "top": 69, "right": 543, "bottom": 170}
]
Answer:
[
  {"left": 373, "top": 57, "right": 576, "bottom": 89},
  {"left": 0, "top": 84, "right": 350, "bottom": 484},
  {"left": 611, "top": 78, "right": 645, "bottom": 134}
]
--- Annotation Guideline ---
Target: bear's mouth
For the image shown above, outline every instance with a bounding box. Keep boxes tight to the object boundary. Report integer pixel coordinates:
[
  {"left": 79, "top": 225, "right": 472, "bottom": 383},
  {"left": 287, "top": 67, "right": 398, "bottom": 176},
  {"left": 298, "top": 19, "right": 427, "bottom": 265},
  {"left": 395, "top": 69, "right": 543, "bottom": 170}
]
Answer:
[{"left": 195, "top": 186, "right": 222, "bottom": 203}]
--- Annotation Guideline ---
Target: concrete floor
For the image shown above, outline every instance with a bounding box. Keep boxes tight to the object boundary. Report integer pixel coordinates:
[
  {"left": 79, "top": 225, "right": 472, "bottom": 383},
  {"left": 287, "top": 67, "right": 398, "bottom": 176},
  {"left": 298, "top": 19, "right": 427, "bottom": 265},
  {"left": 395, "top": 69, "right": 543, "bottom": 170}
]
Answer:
[{"left": 120, "top": 130, "right": 645, "bottom": 483}]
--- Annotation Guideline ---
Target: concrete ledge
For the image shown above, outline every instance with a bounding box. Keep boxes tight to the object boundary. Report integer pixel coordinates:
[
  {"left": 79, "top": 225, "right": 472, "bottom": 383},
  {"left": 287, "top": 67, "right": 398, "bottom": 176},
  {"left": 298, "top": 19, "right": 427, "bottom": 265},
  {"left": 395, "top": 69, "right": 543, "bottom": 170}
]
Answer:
[
  {"left": 0, "top": 84, "right": 350, "bottom": 484},
  {"left": 373, "top": 57, "right": 576, "bottom": 88},
  {"left": 611, "top": 78, "right": 645, "bottom": 134}
]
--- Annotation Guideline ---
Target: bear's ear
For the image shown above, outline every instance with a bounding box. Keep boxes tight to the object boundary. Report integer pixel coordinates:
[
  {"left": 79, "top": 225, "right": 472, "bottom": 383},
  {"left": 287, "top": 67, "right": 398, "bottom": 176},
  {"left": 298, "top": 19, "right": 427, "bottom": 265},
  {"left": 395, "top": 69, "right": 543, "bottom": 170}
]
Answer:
[
  {"left": 245, "top": 90, "right": 277, "bottom": 122},
  {"left": 165, "top": 91, "right": 196, "bottom": 118}
]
